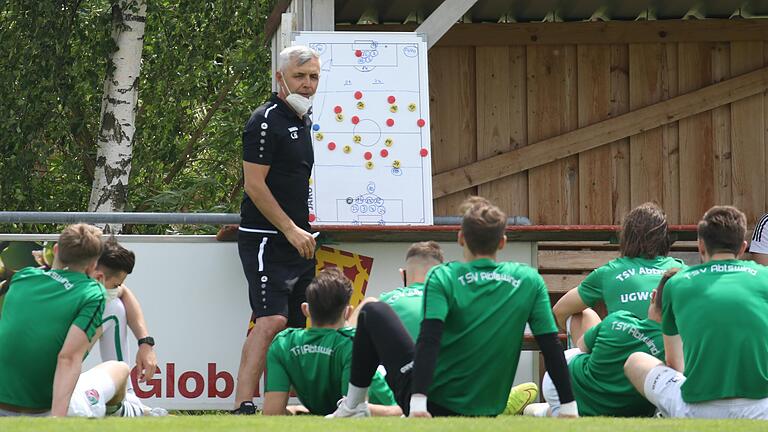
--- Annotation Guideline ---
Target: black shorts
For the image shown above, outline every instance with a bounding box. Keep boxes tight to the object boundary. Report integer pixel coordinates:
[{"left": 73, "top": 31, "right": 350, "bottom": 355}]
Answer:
[{"left": 237, "top": 231, "right": 315, "bottom": 327}]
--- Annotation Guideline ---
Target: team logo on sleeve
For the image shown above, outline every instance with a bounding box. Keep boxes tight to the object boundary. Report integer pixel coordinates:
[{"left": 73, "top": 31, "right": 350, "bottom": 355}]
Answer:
[{"left": 84, "top": 389, "right": 100, "bottom": 406}]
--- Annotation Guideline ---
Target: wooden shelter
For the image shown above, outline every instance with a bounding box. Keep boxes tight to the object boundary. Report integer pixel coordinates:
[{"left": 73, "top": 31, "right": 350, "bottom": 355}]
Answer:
[{"left": 266, "top": 0, "right": 768, "bottom": 226}]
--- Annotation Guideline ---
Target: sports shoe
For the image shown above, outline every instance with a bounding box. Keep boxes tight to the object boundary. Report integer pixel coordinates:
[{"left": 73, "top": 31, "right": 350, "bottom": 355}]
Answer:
[
  {"left": 325, "top": 397, "right": 371, "bottom": 418},
  {"left": 147, "top": 406, "right": 169, "bottom": 416},
  {"left": 231, "top": 401, "right": 256, "bottom": 415},
  {"left": 503, "top": 382, "right": 539, "bottom": 415}
]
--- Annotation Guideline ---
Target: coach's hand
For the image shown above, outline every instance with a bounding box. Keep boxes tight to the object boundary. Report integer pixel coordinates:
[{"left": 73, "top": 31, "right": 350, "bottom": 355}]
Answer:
[
  {"left": 136, "top": 344, "right": 158, "bottom": 383},
  {"left": 286, "top": 225, "right": 316, "bottom": 259}
]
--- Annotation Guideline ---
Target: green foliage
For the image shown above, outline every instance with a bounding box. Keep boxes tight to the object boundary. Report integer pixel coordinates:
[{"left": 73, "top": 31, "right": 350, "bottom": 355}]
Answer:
[{"left": 0, "top": 0, "right": 275, "bottom": 233}]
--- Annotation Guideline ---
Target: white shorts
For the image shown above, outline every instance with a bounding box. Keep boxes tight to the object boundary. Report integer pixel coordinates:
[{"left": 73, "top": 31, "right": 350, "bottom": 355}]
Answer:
[
  {"left": 67, "top": 367, "right": 116, "bottom": 418},
  {"left": 542, "top": 348, "right": 585, "bottom": 415},
  {"left": 644, "top": 365, "right": 768, "bottom": 419}
]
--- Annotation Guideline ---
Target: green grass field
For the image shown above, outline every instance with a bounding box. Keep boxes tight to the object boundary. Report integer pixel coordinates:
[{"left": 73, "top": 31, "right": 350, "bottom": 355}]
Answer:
[{"left": 1, "top": 416, "right": 765, "bottom": 432}]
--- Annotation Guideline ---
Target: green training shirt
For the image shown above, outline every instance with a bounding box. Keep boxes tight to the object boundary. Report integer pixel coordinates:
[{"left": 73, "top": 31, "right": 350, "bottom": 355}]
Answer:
[
  {"left": 0, "top": 267, "right": 106, "bottom": 409},
  {"left": 266, "top": 326, "right": 396, "bottom": 415},
  {"left": 569, "top": 310, "right": 664, "bottom": 416},
  {"left": 578, "top": 256, "right": 685, "bottom": 318},
  {"left": 423, "top": 258, "right": 558, "bottom": 416},
  {"left": 379, "top": 282, "right": 424, "bottom": 341},
  {"left": 662, "top": 259, "right": 768, "bottom": 403}
]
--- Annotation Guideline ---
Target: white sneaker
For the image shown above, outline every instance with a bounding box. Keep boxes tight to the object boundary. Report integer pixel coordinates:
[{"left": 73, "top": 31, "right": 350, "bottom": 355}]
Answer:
[{"left": 325, "top": 398, "right": 371, "bottom": 418}]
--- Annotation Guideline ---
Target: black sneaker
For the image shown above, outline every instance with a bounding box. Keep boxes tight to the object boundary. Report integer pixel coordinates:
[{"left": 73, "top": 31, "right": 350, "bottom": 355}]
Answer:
[{"left": 231, "top": 401, "right": 256, "bottom": 415}]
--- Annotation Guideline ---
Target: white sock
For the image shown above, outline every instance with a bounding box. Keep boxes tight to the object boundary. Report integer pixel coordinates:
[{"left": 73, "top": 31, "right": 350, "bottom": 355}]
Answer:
[
  {"left": 525, "top": 403, "right": 551, "bottom": 417},
  {"left": 345, "top": 384, "right": 369, "bottom": 408}
]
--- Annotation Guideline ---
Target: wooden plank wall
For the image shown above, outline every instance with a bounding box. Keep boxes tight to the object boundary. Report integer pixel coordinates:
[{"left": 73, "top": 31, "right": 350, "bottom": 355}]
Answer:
[{"left": 428, "top": 38, "right": 768, "bottom": 225}]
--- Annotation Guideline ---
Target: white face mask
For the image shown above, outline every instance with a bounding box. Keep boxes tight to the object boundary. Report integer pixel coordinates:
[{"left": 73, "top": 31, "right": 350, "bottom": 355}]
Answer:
[{"left": 281, "top": 75, "right": 313, "bottom": 117}]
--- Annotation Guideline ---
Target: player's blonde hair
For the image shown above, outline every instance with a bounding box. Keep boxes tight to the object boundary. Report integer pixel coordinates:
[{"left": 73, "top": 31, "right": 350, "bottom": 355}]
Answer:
[{"left": 57, "top": 223, "right": 103, "bottom": 267}]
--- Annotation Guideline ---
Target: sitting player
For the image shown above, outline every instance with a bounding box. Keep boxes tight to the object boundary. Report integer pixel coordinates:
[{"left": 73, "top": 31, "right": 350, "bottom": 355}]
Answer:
[
  {"left": 526, "top": 270, "right": 676, "bottom": 417},
  {"left": 262, "top": 268, "right": 402, "bottom": 416},
  {"left": 329, "top": 197, "right": 576, "bottom": 418},
  {"left": 349, "top": 241, "right": 445, "bottom": 340},
  {"left": 625, "top": 206, "right": 768, "bottom": 419},
  {"left": 552, "top": 203, "right": 684, "bottom": 346},
  {"left": 0, "top": 224, "right": 132, "bottom": 417},
  {"left": 91, "top": 237, "right": 166, "bottom": 416}
]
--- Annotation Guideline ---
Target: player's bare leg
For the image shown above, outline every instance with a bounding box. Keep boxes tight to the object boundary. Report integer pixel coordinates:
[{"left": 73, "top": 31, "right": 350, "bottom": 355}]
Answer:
[
  {"left": 624, "top": 352, "right": 664, "bottom": 398},
  {"left": 568, "top": 308, "right": 602, "bottom": 344},
  {"left": 234, "top": 315, "right": 288, "bottom": 410}
]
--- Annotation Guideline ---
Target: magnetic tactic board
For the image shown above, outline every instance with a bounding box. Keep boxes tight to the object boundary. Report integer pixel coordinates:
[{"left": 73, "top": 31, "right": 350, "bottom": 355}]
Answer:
[{"left": 293, "top": 32, "right": 433, "bottom": 226}]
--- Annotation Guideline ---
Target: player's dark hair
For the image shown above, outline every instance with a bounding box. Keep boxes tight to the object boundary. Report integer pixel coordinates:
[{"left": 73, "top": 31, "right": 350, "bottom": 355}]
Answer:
[
  {"left": 98, "top": 236, "right": 135, "bottom": 275},
  {"left": 57, "top": 224, "right": 103, "bottom": 267},
  {"left": 460, "top": 197, "right": 507, "bottom": 256},
  {"left": 654, "top": 267, "right": 681, "bottom": 310},
  {"left": 619, "top": 202, "right": 671, "bottom": 259},
  {"left": 405, "top": 241, "right": 444, "bottom": 264},
  {"left": 698, "top": 206, "right": 747, "bottom": 256},
  {"left": 306, "top": 267, "right": 353, "bottom": 326}
]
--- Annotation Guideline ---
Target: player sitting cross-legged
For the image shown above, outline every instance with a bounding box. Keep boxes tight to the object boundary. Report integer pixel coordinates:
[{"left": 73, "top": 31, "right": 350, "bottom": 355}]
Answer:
[
  {"left": 329, "top": 197, "right": 576, "bottom": 418},
  {"left": 624, "top": 206, "right": 768, "bottom": 419},
  {"left": 525, "top": 270, "right": 677, "bottom": 417},
  {"left": 262, "top": 267, "right": 402, "bottom": 416}
]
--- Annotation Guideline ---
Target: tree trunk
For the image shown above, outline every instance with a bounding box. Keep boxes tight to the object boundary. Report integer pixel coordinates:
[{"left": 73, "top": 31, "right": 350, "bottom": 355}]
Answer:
[{"left": 88, "top": 0, "right": 147, "bottom": 233}]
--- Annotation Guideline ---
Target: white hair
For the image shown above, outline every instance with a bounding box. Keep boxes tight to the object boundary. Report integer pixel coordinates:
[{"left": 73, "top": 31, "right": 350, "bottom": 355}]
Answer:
[{"left": 278, "top": 45, "right": 321, "bottom": 71}]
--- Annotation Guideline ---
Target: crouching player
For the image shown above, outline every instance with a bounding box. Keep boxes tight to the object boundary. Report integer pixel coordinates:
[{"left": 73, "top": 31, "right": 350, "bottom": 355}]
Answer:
[
  {"left": 329, "top": 197, "right": 576, "bottom": 418},
  {"left": 625, "top": 206, "right": 768, "bottom": 419},
  {"left": 0, "top": 224, "right": 132, "bottom": 417},
  {"left": 526, "top": 271, "right": 676, "bottom": 417},
  {"left": 263, "top": 268, "right": 402, "bottom": 416},
  {"left": 92, "top": 238, "right": 166, "bottom": 416}
]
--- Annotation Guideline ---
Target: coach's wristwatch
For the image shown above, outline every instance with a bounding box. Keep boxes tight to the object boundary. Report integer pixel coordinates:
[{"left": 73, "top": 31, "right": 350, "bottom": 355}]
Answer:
[{"left": 137, "top": 336, "right": 155, "bottom": 347}]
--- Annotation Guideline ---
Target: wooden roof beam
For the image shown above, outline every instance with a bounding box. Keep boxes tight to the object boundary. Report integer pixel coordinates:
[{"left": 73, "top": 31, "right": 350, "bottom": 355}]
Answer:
[
  {"left": 415, "top": 0, "right": 480, "bottom": 49},
  {"left": 432, "top": 66, "right": 768, "bottom": 198}
]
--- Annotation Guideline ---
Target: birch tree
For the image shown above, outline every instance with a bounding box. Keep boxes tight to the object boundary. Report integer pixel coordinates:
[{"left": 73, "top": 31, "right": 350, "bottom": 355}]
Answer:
[{"left": 88, "top": 0, "right": 147, "bottom": 231}]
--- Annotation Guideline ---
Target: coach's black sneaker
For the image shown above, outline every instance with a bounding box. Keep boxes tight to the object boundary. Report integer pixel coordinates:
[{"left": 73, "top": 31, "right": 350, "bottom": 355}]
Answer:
[{"left": 231, "top": 401, "right": 256, "bottom": 415}]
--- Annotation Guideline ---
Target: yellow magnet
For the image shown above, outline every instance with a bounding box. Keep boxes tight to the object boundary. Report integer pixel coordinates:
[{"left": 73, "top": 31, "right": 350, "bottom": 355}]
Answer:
[
  {"left": 336, "top": 113, "right": 344, "bottom": 122},
  {"left": 315, "top": 132, "right": 324, "bottom": 141},
  {"left": 343, "top": 145, "right": 352, "bottom": 153},
  {"left": 393, "top": 160, "right": 401, "bottom": 169},
  {"left": 365, "top": 161, "right": 374, "bottom": 169},
  {"left": 356, "top": 101, "right": 365, "bottom": 110},
  {"left": 384, "top": 138, "right": 393, "bottom": 147},
  {"left": 390, "top": 104, "right": 398, "bottom": 113},
  {"left": 408, "top": 103, "right": 417, "bottom": 112},
  {"left": 353, "top": 135, "right": 362, "bottom": 144}
]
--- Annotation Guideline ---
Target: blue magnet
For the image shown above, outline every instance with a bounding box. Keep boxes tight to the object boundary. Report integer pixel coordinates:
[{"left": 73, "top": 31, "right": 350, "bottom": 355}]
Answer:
[{"left": 312, "top": 124, "right": 320, "bottom": 131}]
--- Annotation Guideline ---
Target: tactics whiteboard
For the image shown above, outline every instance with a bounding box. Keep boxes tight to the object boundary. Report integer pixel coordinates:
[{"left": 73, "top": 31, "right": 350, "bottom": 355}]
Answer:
[{"left": 293, "top": 32, "right": 433, "bottom": 226}]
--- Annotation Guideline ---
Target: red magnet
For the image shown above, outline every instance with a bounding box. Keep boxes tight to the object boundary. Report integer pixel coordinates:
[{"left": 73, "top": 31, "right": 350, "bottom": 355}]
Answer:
[
  {"left": 309, "top": 214, "right": 316, "bottom": 223},
  {"left": 417, "top": 118, "right": 426, "bottom": 127},
  {"left": 354, "top": 91, "right": 363, "bottom": 100},
  {"left": 387, "top": 95, "right": 396, "bottom": 104},
  {"left": 351, "top": 116, "right": 360, "bottom": 124},
  {"left": 380, "top": 149, "right": 389, "bottom": 158},
  {"left": 355, "top": 49, "right": 363, "bottom": 57},
  {"left": 364, "top": 151, "right": 373, "bottom": 160},
  {"left": 386, "top": 118, "right": 395, "bottom": 127},
  {"left": 420, "top": 148, "right": 429, "bottom": 157},
  {"left": 328, "top": 142, "right": 336, "bottom": 151},
  {"left": 334, "top": 105, "right": 343, "bottom": 114}
]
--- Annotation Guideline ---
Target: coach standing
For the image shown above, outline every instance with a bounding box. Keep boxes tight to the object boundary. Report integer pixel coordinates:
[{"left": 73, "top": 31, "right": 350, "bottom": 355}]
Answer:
[{"left": 232, "top": 45, "right": 320, "bottom": 414}]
